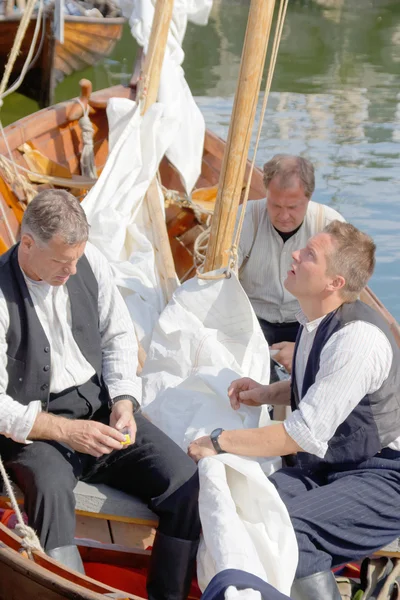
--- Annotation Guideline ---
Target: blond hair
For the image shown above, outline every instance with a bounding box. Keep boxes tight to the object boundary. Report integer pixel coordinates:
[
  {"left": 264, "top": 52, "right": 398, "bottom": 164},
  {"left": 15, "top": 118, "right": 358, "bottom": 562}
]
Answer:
[
  {"left": 263, "top": 154, "right": 315, "bottom": 199},
  {"left": 324, "top": 220, "right": 376, "bottom": 301}
]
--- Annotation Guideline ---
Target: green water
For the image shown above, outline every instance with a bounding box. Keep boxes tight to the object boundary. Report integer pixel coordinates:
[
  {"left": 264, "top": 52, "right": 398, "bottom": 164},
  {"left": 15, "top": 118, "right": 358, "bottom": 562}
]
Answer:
[{"left": 2, "top": 0, "right": 400, "bottom": 319}]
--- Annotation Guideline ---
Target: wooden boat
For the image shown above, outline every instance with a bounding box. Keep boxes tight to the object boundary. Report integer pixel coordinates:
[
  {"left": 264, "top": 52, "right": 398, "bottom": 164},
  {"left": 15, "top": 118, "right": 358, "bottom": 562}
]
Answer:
[
  {"left": 1, "top": 0, "right": 400, "bottom": 596},
  {"left": 0, "top": 10, "right": 124, "bottom": 108},
  {"left": 0, "top": 77, "right": 400, "bottom": 598}
]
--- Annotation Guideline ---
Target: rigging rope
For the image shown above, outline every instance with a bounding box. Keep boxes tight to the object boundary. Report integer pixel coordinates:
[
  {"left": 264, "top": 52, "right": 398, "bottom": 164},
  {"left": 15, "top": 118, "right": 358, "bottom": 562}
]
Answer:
[
  {"left": 0, "top": 0, "right": 44, "bottom": 103},
  {"left": 77, "top": 99, "right": 97, "bottom": 179},
  {"left": 196, "top": 0, "right": 289, "bottom": 280},
  {"left": 0, "top": 455, "right": 43, "bottom": 558}
]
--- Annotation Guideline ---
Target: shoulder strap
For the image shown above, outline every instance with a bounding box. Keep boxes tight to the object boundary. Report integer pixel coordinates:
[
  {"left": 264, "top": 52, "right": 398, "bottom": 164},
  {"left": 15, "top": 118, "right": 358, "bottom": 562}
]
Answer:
[
  {"left": 316, "top": 202, "right": 324, "bottom": 232},
  {"left": 239, "top": 201, "right": 261, "bottom": 277}
]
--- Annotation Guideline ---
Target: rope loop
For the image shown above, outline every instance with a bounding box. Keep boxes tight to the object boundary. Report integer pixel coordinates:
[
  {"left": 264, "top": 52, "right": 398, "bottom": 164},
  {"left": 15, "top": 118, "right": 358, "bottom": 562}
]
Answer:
[
  {"left": 0, "top": 455, "right": 43, "bottom": 559},
  {"left": 76, "top": 99, "right": 97, "bottom": 179}
]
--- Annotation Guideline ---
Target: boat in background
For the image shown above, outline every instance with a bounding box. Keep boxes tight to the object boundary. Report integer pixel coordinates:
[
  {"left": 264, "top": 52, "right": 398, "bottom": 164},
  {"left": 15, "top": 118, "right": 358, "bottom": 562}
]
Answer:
[{"left": 0, "top": 3, "right": 124, "bottom": 108}]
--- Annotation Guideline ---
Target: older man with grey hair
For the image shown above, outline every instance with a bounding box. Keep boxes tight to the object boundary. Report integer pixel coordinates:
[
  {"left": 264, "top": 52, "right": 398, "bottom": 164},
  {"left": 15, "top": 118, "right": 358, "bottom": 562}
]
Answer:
[
  {"left": 0, "top": 190, "right": 200, "bottom": 600},
  {"left": 237, "top": 154, "right": 344, "bottom": 374}
]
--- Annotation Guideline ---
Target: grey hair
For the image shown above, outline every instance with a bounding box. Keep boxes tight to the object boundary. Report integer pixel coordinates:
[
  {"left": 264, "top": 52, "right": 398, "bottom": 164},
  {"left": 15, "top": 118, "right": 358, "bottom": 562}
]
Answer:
[
  {"left": 21, "top": 190, "right": 89, "bottom": 245},
  {"left": 263, "top": 154, "right": 315, "bottom": 199}
]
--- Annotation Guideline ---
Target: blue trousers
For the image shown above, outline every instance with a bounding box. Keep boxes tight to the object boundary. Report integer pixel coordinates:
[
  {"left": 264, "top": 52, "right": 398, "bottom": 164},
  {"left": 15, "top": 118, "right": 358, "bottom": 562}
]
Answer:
[
  {"left": 269, "top": 449, "right": 400, "bottom": 578},
  {"left": 201, "top": 569, "right": 290, "bottom": 600}
]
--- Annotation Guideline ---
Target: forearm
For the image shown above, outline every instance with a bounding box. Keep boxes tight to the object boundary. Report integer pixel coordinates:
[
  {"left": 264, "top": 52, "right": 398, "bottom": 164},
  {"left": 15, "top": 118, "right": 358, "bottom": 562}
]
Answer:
[
  {"left": 28, "top": 411, "right": 70, "bottom": 442},
  {"left": 267, "top": 380, "right": 291, "bottom": 406},
  {"left": 218, "top": 423, "right": 302, "bottom": 457}
]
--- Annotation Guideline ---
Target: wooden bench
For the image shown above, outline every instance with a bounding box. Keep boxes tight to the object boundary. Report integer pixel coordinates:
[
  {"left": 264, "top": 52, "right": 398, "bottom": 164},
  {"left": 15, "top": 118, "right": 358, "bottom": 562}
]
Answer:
[{"left": 0, "top": 481, "right": 158, "bottom": 550}]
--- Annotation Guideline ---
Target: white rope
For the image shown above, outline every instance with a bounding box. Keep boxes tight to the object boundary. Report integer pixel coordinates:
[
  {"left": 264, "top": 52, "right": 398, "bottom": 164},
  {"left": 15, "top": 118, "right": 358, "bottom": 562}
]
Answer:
[
  {"left": 0, "top": 0, "right": 45, "bottom": 105},
  {"left": 0, "top": 154, "right": 96, "bottom": 189},
  {"left": 77, "top": 99, "right": 97, "bottom": 179},
  {"left": 0, "top": 0, "right": 42, "bottom": 103},
  {"left": 0, "top": 455, "right": 43, "bottom": 558}
]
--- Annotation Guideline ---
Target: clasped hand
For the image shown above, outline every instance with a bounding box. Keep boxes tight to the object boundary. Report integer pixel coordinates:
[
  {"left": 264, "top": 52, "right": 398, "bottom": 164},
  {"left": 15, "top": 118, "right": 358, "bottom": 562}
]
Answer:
[{"left": 61, "top": 400, "right": 137, "bottom": 458}]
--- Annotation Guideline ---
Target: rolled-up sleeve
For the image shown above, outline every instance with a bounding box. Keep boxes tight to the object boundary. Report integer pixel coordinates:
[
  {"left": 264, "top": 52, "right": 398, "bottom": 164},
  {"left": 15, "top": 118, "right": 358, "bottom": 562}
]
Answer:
[
  {"left": 283, "top": 322, "right": 393, "bottom": 458},
  {"left": 0, "top": 292, "right": 42, "bottom": 443}
]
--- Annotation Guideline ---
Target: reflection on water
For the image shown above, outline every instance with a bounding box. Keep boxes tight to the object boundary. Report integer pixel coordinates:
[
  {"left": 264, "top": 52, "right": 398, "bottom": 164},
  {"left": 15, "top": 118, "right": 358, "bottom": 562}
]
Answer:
[{"left": 1, "top": 0, "right": 400, "bottom": 318}]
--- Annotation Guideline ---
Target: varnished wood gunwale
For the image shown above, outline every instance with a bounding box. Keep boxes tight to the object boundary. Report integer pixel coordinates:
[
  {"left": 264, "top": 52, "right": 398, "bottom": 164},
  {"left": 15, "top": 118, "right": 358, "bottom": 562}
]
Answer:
[{"left": 0, "top": 521, "right": 143, "bottom": 599}]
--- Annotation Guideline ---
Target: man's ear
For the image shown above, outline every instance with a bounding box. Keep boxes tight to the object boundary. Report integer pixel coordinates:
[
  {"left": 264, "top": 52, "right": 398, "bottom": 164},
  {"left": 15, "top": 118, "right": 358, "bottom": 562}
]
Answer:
[
  {"left": 327, "top": 275, "right": 346, "bottom": 293},
  {"left": 19, "top": 233, "right": 34, "bottom": 253}
]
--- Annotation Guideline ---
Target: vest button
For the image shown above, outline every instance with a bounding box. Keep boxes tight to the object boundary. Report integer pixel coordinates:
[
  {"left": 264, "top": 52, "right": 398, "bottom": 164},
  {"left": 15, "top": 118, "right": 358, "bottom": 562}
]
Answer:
[
  {"left": 41, "top": 383, "right": 48, "bottom": 391},
  {"left": 18, "top": 377, "right": 23, "bottom": 382},
  {"left": 43, "top": 365, "right": 50, "bottom": 372},
  {"left": 44, "top": 346, "right": 50, "bottom": 353}
]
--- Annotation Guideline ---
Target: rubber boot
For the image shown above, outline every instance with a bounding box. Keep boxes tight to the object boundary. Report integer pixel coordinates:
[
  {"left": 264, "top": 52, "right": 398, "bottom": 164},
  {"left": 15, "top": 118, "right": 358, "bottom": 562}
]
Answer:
[
  {"left": 147, "top": 530, "right": 199, "bottom": 600},
  {"left": 47, "top": 544, "right": 85, "bottom": 574},
  {"left": 290, "top": 570, "right": 342, "bottom": 600}
]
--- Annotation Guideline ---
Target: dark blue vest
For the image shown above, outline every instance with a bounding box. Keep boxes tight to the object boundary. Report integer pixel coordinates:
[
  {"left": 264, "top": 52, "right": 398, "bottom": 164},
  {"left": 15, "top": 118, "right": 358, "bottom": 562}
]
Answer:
[
  {"left": 0, "top": 244, "right": 106, "bottom": 418},
  {"left": 291, "top": 301, "right": 400, "bottom": 470}
]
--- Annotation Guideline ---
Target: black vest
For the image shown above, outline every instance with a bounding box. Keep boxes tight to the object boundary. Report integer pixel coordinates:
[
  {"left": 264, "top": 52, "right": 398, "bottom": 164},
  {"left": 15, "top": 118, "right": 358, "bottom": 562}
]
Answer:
[
  {"left": 291, "top": 300, "right": 400, "bottom": 469},
  {"left": 0, "top": 244, "right": 105, "bottom": 417}
]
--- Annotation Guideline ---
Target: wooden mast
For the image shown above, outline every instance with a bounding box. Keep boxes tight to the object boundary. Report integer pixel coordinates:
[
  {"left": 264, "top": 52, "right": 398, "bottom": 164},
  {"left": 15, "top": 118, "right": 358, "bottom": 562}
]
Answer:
[
  {"left": 204, "top": 0, "right": 276, "bottom": 272},
  {"left": 139, "top": 0, "right": 178, "bottom": 303}
]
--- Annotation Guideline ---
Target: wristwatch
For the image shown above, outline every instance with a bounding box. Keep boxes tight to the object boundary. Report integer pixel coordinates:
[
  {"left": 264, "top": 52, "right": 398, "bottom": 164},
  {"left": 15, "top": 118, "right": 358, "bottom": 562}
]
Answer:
[
  {"left": 210, "top": 428, "right": 226, "bottom": 454},
  {"left": 109, "top": 394, "right": 141, "bottom": 414}
]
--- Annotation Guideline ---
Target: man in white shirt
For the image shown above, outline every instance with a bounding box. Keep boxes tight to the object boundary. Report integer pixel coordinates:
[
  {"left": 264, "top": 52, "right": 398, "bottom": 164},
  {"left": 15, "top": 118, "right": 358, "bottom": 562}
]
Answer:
[
  {"left": 238, "top": 154, "right": 344, "bottom": 373},
  {"left": 0, "top": 190, "right": 200, "bottom": 600},
  {"left": 189, "top": 221, "right": 400, "bottom": 600}
]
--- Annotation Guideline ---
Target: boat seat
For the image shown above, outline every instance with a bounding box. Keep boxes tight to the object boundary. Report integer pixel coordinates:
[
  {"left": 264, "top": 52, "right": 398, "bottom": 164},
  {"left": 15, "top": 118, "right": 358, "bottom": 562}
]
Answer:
[
  {"left": 0, "top": 480, "right": 158, "bottom": 525},
  {"left": 374, "top": 537, "right": 400, "bottom": 559}
]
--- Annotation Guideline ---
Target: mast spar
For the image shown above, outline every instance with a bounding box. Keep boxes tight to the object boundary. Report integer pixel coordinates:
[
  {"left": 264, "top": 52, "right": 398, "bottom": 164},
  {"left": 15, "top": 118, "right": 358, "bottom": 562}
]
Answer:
[{"left": 204, "top": 0, "right": 277, "bottom": 273}]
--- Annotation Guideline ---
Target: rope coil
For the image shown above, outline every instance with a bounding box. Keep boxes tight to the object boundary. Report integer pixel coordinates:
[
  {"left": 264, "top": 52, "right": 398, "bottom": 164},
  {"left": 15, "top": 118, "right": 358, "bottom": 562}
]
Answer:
[{"left": 77, "top": 99, "right": 97, "bottom": 179}]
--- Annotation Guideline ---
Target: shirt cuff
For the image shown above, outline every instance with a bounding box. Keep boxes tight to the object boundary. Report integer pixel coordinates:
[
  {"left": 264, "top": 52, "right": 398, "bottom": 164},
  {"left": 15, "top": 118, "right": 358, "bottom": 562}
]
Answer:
[
  {"left": 283, "top": 410, "right": 328, "bottom": 458},
  {"left": 10, "top": 400, "right": 42, "bottom": 444},
  {"left": 107, "top": 380, "right": 142, "bottom": 405}
]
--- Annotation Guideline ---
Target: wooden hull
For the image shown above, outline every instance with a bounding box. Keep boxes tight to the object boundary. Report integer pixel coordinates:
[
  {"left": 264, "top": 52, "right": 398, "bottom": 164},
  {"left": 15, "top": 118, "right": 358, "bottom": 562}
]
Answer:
[{"left": 0, "top": 14, "right": 124, "bottom": 107}]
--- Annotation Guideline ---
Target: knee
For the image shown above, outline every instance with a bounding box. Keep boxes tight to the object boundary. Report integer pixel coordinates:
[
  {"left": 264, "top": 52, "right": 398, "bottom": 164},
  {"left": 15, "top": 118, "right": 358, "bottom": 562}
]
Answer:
[{"left": 11, "top": 442, "right": 76, "bottom": 502}]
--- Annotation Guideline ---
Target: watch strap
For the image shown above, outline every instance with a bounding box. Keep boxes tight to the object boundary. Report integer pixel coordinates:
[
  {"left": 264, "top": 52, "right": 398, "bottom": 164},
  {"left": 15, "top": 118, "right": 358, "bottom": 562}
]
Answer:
[
  {"left": 210, "top": 428, "right": 226, "bottom": 454},
  {"left": 109, "top": 395, "right": 141, "bottom": 413}
]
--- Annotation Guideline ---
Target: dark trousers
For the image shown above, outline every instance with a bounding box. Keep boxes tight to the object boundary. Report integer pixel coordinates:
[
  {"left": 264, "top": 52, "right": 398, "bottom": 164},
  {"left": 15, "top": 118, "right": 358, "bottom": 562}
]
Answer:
[
  {"left": 257, "top": 317, "right": 300, "bottom": 346},
  {"left": 1, "top": 412, "right": 200, "bottom": 551},
  {"left": 269, "top": 449, "right": 400, "bottom": 579}
]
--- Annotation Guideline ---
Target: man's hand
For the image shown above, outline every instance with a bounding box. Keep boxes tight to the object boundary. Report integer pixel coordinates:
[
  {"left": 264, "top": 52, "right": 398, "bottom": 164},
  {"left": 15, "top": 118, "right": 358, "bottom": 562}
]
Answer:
[
  {"left": 270, "top": 341, "right": 295, "bottom": 373},
  {"left": 188, "top": 436, "right": 217, "bottom": 463},
  {"left": 228, "top": 377, "right": 268, "bottom": 410},
  {"left": 109, "top": 400, "right": 137, "bottom": 445},
  {"left": 60, "top": 420, "right": 126, "bottom": 458}
]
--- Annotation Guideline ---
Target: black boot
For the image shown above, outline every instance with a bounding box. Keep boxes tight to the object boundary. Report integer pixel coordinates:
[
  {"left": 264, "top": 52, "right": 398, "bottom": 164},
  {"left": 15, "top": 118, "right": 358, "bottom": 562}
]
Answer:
[
  {"left": 47, "top": 544, "right": 85, "bottom": 574},
  {"left": 291, "top": 570, "right": 342, "bottom": 600},
  {"left": 147, "top": 530, "right": 199, "bottom": 600}
]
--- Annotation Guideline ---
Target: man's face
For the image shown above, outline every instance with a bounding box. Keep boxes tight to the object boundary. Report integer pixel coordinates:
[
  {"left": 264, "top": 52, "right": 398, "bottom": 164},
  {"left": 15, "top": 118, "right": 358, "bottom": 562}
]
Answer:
[
  {"left": 284, "top": 233, "right": 337, "bottom": 299},
  {"left": 20, "top": 234, "right": 86, "bottom": 286},
  {"left": 266, "top": 176, "right": 309, "bottom": 232}
]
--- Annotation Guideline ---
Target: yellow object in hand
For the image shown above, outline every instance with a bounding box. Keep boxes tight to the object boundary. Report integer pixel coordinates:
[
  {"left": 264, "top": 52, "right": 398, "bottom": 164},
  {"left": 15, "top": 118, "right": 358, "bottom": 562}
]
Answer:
[{"left": 121, "top": 428, "right": 131, "bottom": 446}]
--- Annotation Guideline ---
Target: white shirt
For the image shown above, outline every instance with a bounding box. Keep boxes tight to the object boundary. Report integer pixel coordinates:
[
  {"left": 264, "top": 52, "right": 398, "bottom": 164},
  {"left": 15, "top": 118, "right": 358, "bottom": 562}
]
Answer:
[
  {"left": 237, "top": 200, "right": 345, "bottom": 323},
  {"left": 0, "top": 243, "right": 142, "bottom": 444},
  {"left": 283, "top": 311, "right": 397, "bottom": 458}
]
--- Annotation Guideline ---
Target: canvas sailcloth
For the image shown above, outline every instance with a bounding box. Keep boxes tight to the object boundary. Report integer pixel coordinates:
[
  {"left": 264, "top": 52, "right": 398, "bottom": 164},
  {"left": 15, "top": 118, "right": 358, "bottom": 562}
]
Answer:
[
  {"left": 82, "top": 1, "right": 298, "bottom": 592},
  {"left": 82, "top": 96, "right": 298, "bottom": 594}
]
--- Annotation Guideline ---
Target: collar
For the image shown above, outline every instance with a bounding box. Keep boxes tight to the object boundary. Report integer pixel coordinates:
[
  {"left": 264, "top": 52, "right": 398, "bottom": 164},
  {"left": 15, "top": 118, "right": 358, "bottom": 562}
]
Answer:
[{"left": 296, "top": 309, "right": 327, "bottom": 332}]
